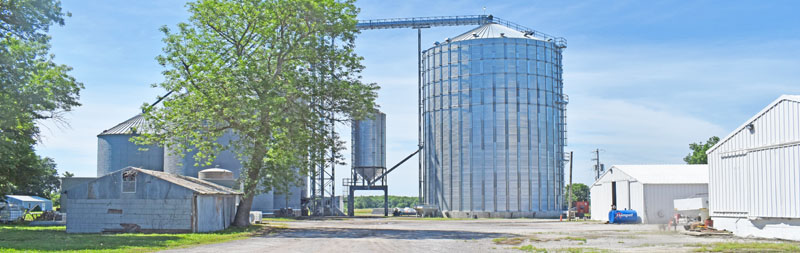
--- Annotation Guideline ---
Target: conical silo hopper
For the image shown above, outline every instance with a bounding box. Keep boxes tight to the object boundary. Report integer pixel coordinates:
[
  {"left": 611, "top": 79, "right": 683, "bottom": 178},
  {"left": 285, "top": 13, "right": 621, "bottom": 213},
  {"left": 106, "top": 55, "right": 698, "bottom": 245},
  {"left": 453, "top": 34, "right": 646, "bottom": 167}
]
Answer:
[{"left": 351, "top": 111, "right": 386, "bottom": 182}]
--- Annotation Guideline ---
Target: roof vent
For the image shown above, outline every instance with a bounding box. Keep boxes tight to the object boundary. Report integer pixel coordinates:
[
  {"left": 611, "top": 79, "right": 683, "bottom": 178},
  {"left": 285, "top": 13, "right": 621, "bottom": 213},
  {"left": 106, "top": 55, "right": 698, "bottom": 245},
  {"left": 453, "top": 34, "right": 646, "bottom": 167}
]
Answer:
[
  {"left": 434, "top": 41, "right": 440, "bottom": 46},
  {"left": 445, "top": 37, "right": 450, "bottom": 42},
  {"left": 500, "top": 33, "right": 505, "bottom": 37},
  {"left": 472, "top": 33, "right": 478, "bottom": 38}
]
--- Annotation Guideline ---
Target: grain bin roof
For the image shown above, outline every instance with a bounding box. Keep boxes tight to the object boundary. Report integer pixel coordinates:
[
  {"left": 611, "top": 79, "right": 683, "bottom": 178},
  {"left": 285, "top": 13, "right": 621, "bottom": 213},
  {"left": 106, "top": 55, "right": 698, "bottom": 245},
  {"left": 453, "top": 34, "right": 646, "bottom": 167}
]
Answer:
[
  {"left": 603, "top": 164, "right": 708, "bottom": 184},
  {"left": 450, "top": 23, "right": 544, "bottom": 42},
  {"left": 707, "top": 95, "right": 800, "bottom": 154},
  {"left": 98, "top": 113, "right": 149, "bottom": 136},
  {"left": 127, "top": 167, "right": 241, "bottom": 195}
]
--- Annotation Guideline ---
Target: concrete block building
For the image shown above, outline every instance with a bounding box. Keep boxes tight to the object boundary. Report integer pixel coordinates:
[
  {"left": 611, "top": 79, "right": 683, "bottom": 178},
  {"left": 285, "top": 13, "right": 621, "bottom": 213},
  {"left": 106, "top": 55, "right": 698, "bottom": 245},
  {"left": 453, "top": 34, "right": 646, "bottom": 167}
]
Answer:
[{"left": 65, "top": 167, "right": 240, "bottom": 233}]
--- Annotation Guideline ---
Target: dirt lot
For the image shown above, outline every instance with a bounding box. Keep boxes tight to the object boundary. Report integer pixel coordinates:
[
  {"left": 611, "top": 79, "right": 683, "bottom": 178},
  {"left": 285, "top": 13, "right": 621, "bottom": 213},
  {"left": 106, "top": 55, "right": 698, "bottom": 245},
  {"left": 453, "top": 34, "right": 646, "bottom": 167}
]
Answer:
[{"left": 161, "top": 217, "right": 795, "bottom": 252}]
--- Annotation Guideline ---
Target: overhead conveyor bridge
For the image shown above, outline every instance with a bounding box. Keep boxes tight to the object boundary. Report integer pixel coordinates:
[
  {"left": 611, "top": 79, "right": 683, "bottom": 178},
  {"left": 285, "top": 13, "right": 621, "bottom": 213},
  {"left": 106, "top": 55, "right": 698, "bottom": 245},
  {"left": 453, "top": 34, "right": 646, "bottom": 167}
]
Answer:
[{"left": 356, "top": 15, "right": 566, "bottom": 48}]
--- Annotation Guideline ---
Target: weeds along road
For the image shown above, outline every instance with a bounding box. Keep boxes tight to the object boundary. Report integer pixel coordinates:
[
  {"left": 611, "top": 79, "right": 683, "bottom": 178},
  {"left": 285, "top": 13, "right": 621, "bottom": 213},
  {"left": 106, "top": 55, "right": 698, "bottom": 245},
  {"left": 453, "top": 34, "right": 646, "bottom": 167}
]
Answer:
[{"left": 160, "top": 217, "right": 793, "bottom": 253}]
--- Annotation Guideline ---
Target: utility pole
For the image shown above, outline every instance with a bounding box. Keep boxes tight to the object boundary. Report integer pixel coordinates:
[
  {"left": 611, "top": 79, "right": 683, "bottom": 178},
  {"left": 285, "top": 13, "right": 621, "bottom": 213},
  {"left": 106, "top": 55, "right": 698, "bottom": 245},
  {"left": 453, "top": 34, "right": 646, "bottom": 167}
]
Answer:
[
  {"left": 567, "top": 151, "right": 574, "bottom": 220},
  {"left": 591, "top": 149, "right": 602, "bottom": 180}
]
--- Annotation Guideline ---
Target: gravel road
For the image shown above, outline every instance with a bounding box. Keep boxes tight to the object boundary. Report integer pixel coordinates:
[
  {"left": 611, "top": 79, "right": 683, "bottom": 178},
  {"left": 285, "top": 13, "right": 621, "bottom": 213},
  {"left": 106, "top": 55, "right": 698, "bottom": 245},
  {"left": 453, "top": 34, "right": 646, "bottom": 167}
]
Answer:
[{"left": 160, "top": 217, "right": 774, "bottom": 253}]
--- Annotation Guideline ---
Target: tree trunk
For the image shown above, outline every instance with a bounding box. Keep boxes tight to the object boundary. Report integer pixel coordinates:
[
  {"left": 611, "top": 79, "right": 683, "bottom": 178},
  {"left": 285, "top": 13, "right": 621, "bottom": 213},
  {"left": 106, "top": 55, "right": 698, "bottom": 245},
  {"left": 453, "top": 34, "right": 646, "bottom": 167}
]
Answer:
[
  {"left": 233, "top": 194, "right": 255, "bottom": 227},
  {"left": 232, "top": 144, "right": 267, "bottom": 227}
]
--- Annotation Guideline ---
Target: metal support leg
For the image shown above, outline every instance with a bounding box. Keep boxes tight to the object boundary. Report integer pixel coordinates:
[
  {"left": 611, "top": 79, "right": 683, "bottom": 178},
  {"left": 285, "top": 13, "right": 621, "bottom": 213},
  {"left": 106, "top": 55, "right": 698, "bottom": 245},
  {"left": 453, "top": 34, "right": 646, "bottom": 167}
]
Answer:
[
  {"left": 417, "top": 28, "right": 423, "bottom": 205},
  {"left": 384, "top": 188, "right": 389, "bottom": 217},
  {"left": 348, "top": 187, "right": 354, "bottom": 217}
]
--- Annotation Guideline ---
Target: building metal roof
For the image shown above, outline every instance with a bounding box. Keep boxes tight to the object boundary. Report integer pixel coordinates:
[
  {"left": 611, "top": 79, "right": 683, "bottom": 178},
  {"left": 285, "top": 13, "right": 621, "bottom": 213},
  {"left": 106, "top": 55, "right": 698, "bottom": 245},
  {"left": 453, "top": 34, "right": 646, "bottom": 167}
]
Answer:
[
  {"left": 598, "top": 164, "right": 709, "bottom": 185},
  {"left": 126, "top": 167, "right": 241, "bottom": 195},
  {"left": 707, "top": 95, "right": 800, "bottom": 154},
  {"left": 5, "top": 195, "right": 49, "bottom": 203},
  {"left": 449, "top": 23, "right": 544, "bottom": 42},
  {"left": 98, "top": 113, "right": 150, "bottom": 136}
]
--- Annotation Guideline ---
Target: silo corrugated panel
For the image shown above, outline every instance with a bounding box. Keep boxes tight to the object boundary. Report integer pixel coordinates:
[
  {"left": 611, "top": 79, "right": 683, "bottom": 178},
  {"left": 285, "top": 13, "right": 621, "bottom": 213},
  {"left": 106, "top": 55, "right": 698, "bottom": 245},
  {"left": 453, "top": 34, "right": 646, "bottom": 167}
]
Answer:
[
  {"left": 352, "top": 111, "right": 387, "bottom": 181},
  {"left": 163, "top": 131, "right": 243, "bottom": 178},
  {"left": 162, "top": 131, "right": 305, "bottom": 212},
  {"left": 97, "top": 114, "right": 164, "bottom": 176},
  {"left": 422, "top": 23, "right": 566, "bottom": 217}
]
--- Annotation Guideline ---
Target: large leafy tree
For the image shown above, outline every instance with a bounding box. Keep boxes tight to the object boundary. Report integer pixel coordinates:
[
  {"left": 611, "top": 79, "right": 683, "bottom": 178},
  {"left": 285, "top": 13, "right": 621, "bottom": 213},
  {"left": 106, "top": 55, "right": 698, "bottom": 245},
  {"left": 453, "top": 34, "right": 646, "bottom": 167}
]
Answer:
[
  {"left": 564, "top": 183, "right": 589, "bottom": 204},
  {"left": 684, "top": 136, "right": 720, "bottom": 164},
  {"left": 139, "top": 0, "right": 377, "bottom": 226},
  {"left": 0, "top": 0, "right": 83, "bottom": 197}
]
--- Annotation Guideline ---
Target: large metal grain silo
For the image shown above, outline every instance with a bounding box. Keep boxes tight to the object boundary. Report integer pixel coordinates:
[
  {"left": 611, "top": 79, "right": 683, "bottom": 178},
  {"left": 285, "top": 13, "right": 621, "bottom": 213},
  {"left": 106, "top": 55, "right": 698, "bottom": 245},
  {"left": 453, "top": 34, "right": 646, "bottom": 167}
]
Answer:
[
  {"left": 163, "top": 131, "right": 243, "bottom": 178},
  {"left": 97, "top": 114, "right": 164, "bottom": 176},
  {"left": 422, "top": 22, "right": 567, "bottom": 218},
  {"left": 351, "top": 111, "right": 387, "bottom": 183}
]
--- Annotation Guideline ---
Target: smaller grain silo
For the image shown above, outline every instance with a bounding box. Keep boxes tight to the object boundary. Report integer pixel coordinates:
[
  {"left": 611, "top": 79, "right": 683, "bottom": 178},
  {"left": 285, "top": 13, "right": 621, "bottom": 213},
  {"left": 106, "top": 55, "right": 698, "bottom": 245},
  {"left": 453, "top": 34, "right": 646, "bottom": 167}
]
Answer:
[
  {"left": 198, "top": 168, "right": 236, "bottom": 189},
  {"left": 346, "top": 110, "right": 389, "bottom": 216},
  {"left": 351, "top": 111, "right": 387, "bottom": 183},
  {"left": 97, "top": 114, "right": 164, "bottom": 176}
]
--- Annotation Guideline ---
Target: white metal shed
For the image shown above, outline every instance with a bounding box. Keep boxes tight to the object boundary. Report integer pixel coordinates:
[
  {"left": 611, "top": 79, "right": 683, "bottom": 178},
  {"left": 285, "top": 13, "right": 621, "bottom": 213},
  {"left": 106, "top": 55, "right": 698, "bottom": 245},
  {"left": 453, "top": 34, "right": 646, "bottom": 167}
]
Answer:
[
  {"left": 706, "top": 95, "right": 800, "bottom": 241},
  {"left": 590, "top": 165, "right": 708, "bottom": 224}
]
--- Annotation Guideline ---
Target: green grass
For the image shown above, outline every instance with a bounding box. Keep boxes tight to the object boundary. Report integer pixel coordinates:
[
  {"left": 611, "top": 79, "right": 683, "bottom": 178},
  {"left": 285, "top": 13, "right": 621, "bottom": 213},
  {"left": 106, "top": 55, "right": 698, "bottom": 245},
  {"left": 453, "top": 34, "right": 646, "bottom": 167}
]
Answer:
[
  {"left": 691, "top": 242, "right": 800, "bottom": 252},
  {"left": 492, "top": 237, "right": 526, "bottom": 245},
  {"left": 353, "top": 208, "right": 374, "bottom": 216},
  {"left": 0, "top": 224, "right": 268, "bottom": 252},
  {"left": 555, "top": 248, "right": 608, "bottom": 253},
  {"left": 260, "top": 217, "right": 299, "bottom": 222},
  {"left": 514, "top": 246, "right": 607, "bottom": 253},
  {"left": 514, "top": 244, "right": 548, "bottom": 252},
  {"left": 563, "top": 236, "right": 588, "bottom": 243}
]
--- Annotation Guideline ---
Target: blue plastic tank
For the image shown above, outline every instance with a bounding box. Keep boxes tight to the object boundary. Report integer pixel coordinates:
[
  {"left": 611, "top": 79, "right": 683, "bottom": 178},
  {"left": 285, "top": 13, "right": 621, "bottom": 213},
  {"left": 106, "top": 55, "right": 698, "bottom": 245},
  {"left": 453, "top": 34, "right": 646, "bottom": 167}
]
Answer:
[{"left": 608, "top": 210, "right": 638, "bottom": 224}]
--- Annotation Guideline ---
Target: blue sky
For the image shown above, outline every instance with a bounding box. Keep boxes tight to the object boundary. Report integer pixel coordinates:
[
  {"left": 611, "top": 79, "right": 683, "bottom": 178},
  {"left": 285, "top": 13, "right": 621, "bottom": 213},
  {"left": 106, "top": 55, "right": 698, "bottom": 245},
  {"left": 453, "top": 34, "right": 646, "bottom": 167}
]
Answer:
[{"left": 36, "top": 0, "right": 800, "bottom": 196}]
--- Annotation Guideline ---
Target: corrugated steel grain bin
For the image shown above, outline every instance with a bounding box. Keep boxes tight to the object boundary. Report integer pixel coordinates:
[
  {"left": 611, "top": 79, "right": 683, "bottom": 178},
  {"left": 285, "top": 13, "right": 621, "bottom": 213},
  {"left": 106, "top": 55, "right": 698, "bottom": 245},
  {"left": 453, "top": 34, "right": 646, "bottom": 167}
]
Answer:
[
  {"left": 422, "top": 22, "right": 567, "bottom": 218},
  {"left": 352, "top": 111, "right": 387, "bottom": 182},
  {"left": 97, "top": 114, "right": 164, "bottom": 176}
]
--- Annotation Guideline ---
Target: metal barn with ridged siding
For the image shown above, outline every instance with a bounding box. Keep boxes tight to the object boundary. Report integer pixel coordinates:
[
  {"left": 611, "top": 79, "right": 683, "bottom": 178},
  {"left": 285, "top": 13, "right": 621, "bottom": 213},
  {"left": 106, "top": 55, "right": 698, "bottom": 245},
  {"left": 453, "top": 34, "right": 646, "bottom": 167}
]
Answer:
[
  {"left": 590, "top": 165, "right": 708, "bottom": 224},
  {"left": 65, "top": 167, "right": 240, "bottom": 233},
  {"left": 707, "top": 95, "right": 800, "bottom": 241}
]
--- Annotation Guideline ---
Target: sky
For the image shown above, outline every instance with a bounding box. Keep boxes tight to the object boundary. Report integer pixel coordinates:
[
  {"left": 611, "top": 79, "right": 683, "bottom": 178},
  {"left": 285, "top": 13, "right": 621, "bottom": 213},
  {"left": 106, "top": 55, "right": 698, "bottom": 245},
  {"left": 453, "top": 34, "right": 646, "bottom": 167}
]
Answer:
[{"left": 36, "top": 0, "right": 800, "bottom": 197}]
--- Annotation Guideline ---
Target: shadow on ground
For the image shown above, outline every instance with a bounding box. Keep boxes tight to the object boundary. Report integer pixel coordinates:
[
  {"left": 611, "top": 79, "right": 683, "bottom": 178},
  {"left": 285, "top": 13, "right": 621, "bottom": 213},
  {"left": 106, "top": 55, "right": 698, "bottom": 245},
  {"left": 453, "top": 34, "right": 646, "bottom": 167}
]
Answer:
[{"left": 266, "top": 227, "right": 518, "bottom": 240}]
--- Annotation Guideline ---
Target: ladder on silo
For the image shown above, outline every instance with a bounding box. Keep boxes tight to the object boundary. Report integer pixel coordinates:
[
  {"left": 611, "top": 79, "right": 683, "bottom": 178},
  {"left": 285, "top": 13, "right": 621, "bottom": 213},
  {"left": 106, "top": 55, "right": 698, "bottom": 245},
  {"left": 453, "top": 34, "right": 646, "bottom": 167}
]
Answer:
[{"left": 557, "top": 94, "right": 569, "bottom": 148}]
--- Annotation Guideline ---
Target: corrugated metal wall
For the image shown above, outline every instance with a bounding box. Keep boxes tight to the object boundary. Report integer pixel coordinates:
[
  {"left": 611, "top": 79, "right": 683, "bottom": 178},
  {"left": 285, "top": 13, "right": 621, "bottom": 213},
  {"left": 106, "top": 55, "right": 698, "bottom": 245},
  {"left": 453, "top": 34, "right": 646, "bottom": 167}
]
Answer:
[
  {"left": 709, "top": 98, "right": 800, "bottom": 218},
  {"left": 163, "top": 131, "right": 242, "bottom": 178},
  {"left": 422, "top": 37, "right": 565, "bottom": 215},
  {"left": 591, "top": 182, "right": 706, "bottom": 223},
  {"left": 97, "top": 135, "right": 164, "bottom": 176},
  {"left": 197, "top": 195, "right": 237, "bottom": 232},
  {"left": 590, "top": 183, "right": 611, "bottom": 221},
  {"left": 641, "top": 184, "right": 707, "bottom": 224},
  {"left": 66, "top": 199, "right": 193, "bottom": 233}
]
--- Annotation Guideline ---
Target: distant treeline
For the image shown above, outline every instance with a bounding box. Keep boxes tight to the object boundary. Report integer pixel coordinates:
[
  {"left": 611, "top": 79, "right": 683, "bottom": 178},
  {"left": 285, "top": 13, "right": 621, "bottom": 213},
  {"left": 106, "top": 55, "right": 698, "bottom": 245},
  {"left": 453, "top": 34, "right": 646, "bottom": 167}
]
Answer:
[{"left": 353, "top": 195, "right": 419, "bottom": 209}]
